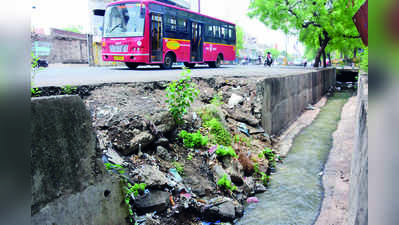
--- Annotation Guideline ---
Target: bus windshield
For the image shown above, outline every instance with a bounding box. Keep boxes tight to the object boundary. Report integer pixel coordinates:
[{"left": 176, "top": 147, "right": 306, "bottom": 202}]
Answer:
[{"left": 104, "top": 3, "right": 146, "bottom": 38}]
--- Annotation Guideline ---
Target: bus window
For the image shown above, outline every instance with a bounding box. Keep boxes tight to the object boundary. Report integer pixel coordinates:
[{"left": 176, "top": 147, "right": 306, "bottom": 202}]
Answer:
[
  {"left": 221, "top": 26, "right": 226, "bottom": 39},
  {"left": 166, "top": 16, "right": 177, "bottom": 31},
  {"left": 177, "top": 18, "right": 187, "bottom": 32},
  {"left": 214, "top": 25, "right": 220, "bottom": 39},
  {"left": 206, "top": 25, "right": 213, "bottom": 37}
]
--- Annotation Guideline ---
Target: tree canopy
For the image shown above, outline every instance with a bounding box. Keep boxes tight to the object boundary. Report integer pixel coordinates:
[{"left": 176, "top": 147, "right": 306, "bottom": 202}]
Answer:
[
  {"left": 236, "top": 26, "right": 245, "bottom": 56},
  {"left": 248, "top": 0, "right": 365, "bottom": 67}
]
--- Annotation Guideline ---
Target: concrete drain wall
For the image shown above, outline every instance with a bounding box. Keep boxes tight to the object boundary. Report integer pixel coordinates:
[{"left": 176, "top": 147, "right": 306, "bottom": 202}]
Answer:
[
  {"left": 257, "top": 68, "right": 336, "bottom": 135},
  {"left": 31, "top": 96, "right": 129, "bottom": 225}
]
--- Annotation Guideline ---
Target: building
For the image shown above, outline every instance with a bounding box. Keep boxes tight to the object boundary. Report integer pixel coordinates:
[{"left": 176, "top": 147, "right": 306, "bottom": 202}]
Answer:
[{"left": 31, "top": 28, "right": 88, "bottom": 64}]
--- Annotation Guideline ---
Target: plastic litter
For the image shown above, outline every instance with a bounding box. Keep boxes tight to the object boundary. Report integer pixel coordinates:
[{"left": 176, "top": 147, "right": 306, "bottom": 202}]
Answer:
[
  {"left": 169, "top": 168, "right": 183, "bottom": 183},
  {"left": 238, "top": 123, "right": 250, "bottom": 137},
  {"left": 247, "top": 197, "right": 259, "bottom": 203},
  {"left": 208, "top": 145, "right": 218, "bottom": 155}
]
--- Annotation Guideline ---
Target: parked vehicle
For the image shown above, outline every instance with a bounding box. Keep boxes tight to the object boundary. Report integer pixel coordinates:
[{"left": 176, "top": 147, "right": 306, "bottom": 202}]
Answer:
[
  {"left": 32, "top": 59, "right": 48, "bottom": 68},
  {"left": 94, "top": 0, "right": 236, "bottom": 69}
]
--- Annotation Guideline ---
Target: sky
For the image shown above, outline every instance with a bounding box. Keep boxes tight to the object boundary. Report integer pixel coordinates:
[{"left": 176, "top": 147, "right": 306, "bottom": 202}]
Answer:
[{"left": 31, "top": 0, "right": 303, "bottom": 55}]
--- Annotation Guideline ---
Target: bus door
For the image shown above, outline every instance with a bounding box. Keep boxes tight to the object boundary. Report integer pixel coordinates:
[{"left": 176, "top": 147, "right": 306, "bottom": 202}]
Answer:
[
  {"left": 190, "top": 22, "right": 204, "bottom": 62},
  {"left": 150, "top": 13, "right": 163, "bottom": 62}
]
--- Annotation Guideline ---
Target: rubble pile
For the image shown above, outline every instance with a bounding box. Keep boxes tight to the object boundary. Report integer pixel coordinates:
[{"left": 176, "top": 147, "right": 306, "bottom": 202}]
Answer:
[{"left": 84, "top": 77, "right": 281, "bottom": 224}]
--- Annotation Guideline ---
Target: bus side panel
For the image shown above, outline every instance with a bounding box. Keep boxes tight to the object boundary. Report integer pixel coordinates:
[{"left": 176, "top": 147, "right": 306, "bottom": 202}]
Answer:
[
  {"left": 204, "top": 43, "right": 235, "bottom": 62},
  {"left": 163, "top": 38, "right": 191, "bottom": 62},
  {"left": 203, "top": 43, "right": 217, "bottom": 62}
]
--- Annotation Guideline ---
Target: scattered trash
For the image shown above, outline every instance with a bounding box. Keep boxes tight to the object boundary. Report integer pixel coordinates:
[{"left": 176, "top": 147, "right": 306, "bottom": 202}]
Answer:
[
  {"left": 209, "top": 145, "right": 218, "bottom": 155},
  {"left": 305, "top": 104, "right": 317, "bottom": 110},
  {"left": 169, "top": 168, "right": 183, "bottom": 183},
  {"left": 249, "top": 126, "right": 265, "bottom": 135},
  {"left": 169, "top": 196, "right": 175, "bottom": 206},
  {"left": 318, "top": 171, "right": 324, "bottom": 176},
  {"left": 181, "top": 193, "right": 191, "bottom": 199},
  {"left": 247, "top": 197, "right": 259, "bottom": 203},
  {"left": 238, "top": 123, "right": 250, "bottom": 137},
  {"left": 228, "top": 93, "right": 244, "bottom": 108}
]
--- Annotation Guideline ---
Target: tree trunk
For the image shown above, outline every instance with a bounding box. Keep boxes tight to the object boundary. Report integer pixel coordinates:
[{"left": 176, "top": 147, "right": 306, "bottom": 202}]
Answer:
[
  {"left": 322, "top": 49, "right": 327, "bottom": 68},
  {"left": 354, "top": 48, "right": 357, "bottom": 58},
  {"left": 327, "top": 52, "right": 331, "bottom": 67},
  {"left": 314, "top": 48, "right": 323, "bottom": 68},
  {"left": 313, "top": 31, "right": 330, "bottom": 68}
]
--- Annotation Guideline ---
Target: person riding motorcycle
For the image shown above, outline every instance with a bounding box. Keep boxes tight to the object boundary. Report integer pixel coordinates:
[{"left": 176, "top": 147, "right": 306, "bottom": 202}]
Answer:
[{"left": 264, "top": 52, "right": 273, "bottom": 67}]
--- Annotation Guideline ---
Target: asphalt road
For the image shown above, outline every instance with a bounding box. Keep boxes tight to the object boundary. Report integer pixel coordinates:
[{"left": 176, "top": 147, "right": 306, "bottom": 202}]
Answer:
[{"left": 33, "top": 64, "right": 315, "bottom": 87}]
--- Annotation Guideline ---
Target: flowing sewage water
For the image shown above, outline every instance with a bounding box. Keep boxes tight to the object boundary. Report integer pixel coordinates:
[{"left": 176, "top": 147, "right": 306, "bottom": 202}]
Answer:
[{"left": 237, "top": 92, "right": 351, "bottom": 225}]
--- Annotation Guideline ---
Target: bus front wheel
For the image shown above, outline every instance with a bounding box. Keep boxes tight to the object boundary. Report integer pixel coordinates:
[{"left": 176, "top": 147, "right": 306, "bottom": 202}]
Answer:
[
  {"left": 125, "top": 62, "right": 138, "bottom": 70},
  {"left": 160, "top": 53, "right": 174, "bottom": 69}
]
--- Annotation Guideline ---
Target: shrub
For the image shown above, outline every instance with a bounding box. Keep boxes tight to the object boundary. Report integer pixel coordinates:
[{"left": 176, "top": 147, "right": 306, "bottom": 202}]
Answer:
[
  {"left": 165, "top": 68, "right": 199, "bottom": 124},
  {"left": 204, "top": 118, "right": 232, "bottom": 146},
  {"left": 217, "top": 174, "right": 237, "bottom": 191},
  {"left": 215, "top": 145, "right": 237, "bottom": 158},
  {"left": 179, "top": 130, "right": 208, "bottom": 148}
]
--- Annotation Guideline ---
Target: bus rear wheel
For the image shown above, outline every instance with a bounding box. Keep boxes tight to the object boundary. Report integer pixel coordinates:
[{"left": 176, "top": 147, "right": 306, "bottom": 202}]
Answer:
[
  {"left": 208, "top": 55, "right": 222, "bottom": 68},
  {"left": 125, "top": 62, "right": 138, "bottom": 69},
  {"left": 160, "top": 53, "right": 174, "bottom": 69},
  {"left": 184, "top": 62, "right": 196, "bottom": 68}
]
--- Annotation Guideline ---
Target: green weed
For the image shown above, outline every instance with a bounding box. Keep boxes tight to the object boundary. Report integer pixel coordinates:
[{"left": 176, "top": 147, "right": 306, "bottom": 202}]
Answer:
[
  {"left": 62, "top": 85, "right": 77, "bottom": 95},
  {"left": 215, "top": 145, "right": 237, "bottom": 158},
  {"left": 165, "top": 67, "right": 199, "bottom": 124},
  {"left": 210, "top": 92, "right": 223, "bottom": 106},
  {"left": 217, "top": 174, "right": 237, "bottom": 191},
  {"left": 179, "top": 130, "right": 208, "bottom": 148},
  {"left": 204, "top": 118, "right": 232, "bottom": 146}
]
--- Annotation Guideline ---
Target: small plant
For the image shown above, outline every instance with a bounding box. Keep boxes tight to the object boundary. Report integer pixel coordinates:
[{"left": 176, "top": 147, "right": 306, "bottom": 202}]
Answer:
[
  {"left": 210, "top": 92, "right": 223, "bottom": 106},
  {"left": 62, "top": 85, "right": 77, "bottom": 95},
  {"left": 31, "top": 87, "right": 41, "bottom": 97},
  {"left": 104, "top": 162, "right": 137, "bottom": 222},
  {"left": 260, "top": 172, "right": 270, "bottom": 186},
  {"left": 31, "top": 53, "right": 42, "bottom": 97},
  {"left": 254, "top": 163, "right": 259, "bottom": 173},
  {"left": 126, "top": 183, "right": 146, "bottom": 198},
  {"left": 204, "top": 118, "right": 232, "bottom": 146},
  {"left": 104, "top": 162, "right": 126, "bottom": 174},
  {"left": 173, "top": 162, "right": 185, "bottom": 176},
  {"left": 187, "top": 152, "right": 194, "bottom": 161},
  {"left": 217, "top": 174, "right": 237, "bottom": 191},
  {"left": 165, "top": 67, "right": 199, "bottom": 124},
  {"left": 215, "top": 145, "right": 237, "bottom": 158},
  {"left": 262, "top": 148, "right": 276, "bottom": 168},
  {"left": 179, "top": 130, "right": 208, "bottom": 148}
]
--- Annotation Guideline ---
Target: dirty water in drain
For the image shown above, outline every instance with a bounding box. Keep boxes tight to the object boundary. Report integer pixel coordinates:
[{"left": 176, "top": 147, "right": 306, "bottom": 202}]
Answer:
[{"left": 236, "top": 92, "right": 352, "bottom": 225}]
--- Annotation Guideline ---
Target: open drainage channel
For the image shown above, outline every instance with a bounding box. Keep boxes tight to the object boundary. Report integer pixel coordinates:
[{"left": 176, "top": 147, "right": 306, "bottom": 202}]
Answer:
[{"left": 236, "top": 91, "right": 351, "bottom": 225}]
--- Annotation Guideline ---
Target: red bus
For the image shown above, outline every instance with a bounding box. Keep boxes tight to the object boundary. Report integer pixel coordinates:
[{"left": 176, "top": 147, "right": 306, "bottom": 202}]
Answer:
[{"left": 94, "top": 0, "right": 236, "bottom": 69}]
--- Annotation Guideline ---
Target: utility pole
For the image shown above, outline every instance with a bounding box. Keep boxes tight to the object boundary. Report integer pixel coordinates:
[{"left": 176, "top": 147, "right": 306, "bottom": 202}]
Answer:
[{"left": 198, "top": 0, "right": 200, "bottom": 13}]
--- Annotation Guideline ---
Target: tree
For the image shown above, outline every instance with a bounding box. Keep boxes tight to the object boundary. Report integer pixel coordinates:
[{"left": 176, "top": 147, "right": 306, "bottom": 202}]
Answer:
[
  {"left": 248, "top": 0, "right": 365, "bottom": 67},
  {"left": 236, "top": 26, "right": 245, "bottom": 56},
  {"left": 63, "top": 25, "right": 84, "bottom": 34}
]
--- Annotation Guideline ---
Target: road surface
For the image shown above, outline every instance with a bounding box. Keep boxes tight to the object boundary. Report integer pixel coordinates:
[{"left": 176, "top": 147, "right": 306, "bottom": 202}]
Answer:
[{"left": 33, "top": 64, "right": 315, "bottom": 87}]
